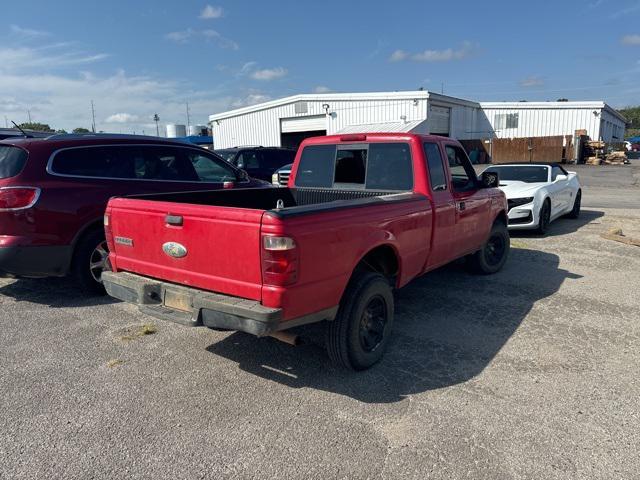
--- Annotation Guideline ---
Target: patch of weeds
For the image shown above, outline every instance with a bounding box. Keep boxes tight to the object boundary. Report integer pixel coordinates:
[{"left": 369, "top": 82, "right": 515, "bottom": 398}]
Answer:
[
  {"left": 120, "top": 323, "right": 158, "bottom": 341},
  {"left": 107, "top": 359, "right": 124, "bottom": 368}
]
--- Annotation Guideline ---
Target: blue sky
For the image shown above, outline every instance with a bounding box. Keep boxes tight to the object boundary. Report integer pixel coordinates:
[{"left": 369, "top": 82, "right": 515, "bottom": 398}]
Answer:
[{"left": 1, "top": 0, "right": 639, "bottom": 132}]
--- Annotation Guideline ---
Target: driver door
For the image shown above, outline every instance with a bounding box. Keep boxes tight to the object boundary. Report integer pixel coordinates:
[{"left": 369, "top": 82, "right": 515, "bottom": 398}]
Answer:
[{"left": 444, "top": 143, "right": 492, "bottom": 258}]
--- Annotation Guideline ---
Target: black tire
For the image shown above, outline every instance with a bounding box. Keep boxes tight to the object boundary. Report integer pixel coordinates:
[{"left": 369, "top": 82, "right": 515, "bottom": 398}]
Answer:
[
  {"left": 468, "top": 220, "right": 510, "bottom": 275},
  {"left": 566, "top": 190, "right": 581, "bottom": 219},
  {"left": 71, "top": 228, "right": 109, "bottom": 295},
  {"left": 535, "top": 199, "right": 551, "bottom": 235},
  {"left": 326, "top": 272, "right": 394, "bottom": 370}
]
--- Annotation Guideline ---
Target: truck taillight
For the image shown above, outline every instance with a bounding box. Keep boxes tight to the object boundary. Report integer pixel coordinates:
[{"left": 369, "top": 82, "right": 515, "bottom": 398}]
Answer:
[
  {"left": 262, "top": 236, "right": 298, "bottom": 286},
  {"left": 104, "top": 212, "right": 114, "bottom": 251},
  {"left": 0, "top": 187, "right": 40, "bottom": 211}
]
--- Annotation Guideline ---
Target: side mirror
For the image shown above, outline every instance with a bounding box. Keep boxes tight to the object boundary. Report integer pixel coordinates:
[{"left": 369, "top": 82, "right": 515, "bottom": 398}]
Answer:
[
  {"left": 237, "top": 169, "right": 250, "bottom": 182},
  {"left": 480, "top": 171, "right": 499, "bottom": 188},
  {"left": 555, "top": 174, "right": 567, "bottom": 182}
]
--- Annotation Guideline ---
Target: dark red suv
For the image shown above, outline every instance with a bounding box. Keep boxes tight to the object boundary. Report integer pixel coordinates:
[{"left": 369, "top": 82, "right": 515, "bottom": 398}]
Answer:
[{"left": 0, "top": 134, "right": 268, "bottom": 293}]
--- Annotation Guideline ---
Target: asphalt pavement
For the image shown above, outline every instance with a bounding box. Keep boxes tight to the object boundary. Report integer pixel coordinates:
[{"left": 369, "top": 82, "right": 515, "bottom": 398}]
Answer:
[{"left": 1, "top": 163, "right": 639, "bottom": 479}]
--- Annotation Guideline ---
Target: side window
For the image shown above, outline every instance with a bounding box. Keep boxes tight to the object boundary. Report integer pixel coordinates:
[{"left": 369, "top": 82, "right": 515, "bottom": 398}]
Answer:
[
  {"left": 51, "top": 146, "right": 134, "bottom": 179},
  {"left": 237, "top": 151, "right": 260, "bottom": 170},
  {"left": 136, "top": 147, "right": 198, "bottom": 181},
  {"left": 187, "top": 151, "right": 238, "bottom": 182},
  {"left": 294, "top": 145, "right": 336, "bottom": 188},
  {"left": 366, "top": 143, "right": 413, "bottom": 190},
  {"left": 334, "top": 147, "right": 366, "bottom": 186},
  {"left": 423, "top": 143, "right": 447, "bottom": 191},
  {"left": 445, "top": 145, "right": 477, "bottom": 192}
]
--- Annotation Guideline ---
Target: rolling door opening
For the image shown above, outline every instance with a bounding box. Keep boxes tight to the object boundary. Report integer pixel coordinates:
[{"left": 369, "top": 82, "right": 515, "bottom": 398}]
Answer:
[
  {"left": 280, "top": 115, "right": 326, "bottom": 149},
  {"left": 429, "top": 105, "right": 451, "bottom": 137}
]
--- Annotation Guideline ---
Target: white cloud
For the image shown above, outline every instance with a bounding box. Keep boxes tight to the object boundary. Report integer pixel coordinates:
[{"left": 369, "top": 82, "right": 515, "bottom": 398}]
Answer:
[
  {"left": 622, "top": 34, "right": 640, "bottom": 45},
  {"left": 313, "top": 86, "right": 332, "bottom": 93},
  {"left": 10, "top": 25, "right": 49, "bottom": 37},
  {"left": 105, "top": 113, "right": 139, "bottom": 123},
  {"left": 165, "top": 28, "right": 238, "bottom": 49},
  {"left": 389, "top": 42, "right": 476, "bottom": 62},
  {"left": 201, "top": 29, "right": 239, "bottom": 50},
  {"left": 165, "top": 29, "right": 195, "bottom": 43},
  {"left": 389, "top": 49, "right": 408, "bottom": 62},
  {"left": 200, "top": 5, "right": 223, "bottom": 19},
  {"left": 250, "top": 67, "right": 287, "bottom": 81},
  {"left": 411, "top": 42, "right": 475, "bottom": 62},
  {"left": 611, "top": 2, "right": 640, "bottom": 18},
  {"left": 0, "top": 46, "right": 109, "bottom": 71},
  {"left": 520, "top": 76, "right": 545, "bottom": 87},
  {"left": 231, "top": 93, "right": 272, "bottom": 108}
]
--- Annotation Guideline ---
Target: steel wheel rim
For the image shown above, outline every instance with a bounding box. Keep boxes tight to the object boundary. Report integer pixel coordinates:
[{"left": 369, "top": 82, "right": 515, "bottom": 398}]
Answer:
[
  {"left": 89, "top": 241, "right": 109, "bottom": 283},
  {"left": 485, "top": 233, "right": 506, "bottom": 266},
  {"left": 359, "top": 295, "right": 387, "bottom": 353}
]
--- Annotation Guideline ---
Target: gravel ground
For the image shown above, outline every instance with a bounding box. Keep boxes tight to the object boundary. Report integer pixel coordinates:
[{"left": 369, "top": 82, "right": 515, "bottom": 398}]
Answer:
[{"left": 1, "top": 163, "right": 639, "bottom": 479}]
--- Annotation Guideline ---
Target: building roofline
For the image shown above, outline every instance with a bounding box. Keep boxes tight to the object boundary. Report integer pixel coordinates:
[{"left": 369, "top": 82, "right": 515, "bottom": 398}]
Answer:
[{"left": 209, "top": 90, "right": 479, "bottom": 122}]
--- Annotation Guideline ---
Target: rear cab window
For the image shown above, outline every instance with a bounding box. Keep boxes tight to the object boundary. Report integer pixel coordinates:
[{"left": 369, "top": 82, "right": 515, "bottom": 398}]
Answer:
[
  {"left": 0, "top": 145, "right": 28, "bottom": 179},
  {"left": 295, "top": 142, "right": 413, "bottom": 191}
]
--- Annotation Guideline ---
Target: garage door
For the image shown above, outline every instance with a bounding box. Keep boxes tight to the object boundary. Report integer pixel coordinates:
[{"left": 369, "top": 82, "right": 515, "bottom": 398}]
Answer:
[
  {"left": 281, "top": 115, "right": 326, "bottom": 133},
  {"left": 429, "top": 105, "right": 450, "bottom": 136}
]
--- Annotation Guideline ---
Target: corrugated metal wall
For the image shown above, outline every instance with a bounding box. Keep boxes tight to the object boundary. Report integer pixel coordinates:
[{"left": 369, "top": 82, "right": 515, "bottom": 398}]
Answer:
[
  {"left": 212, "top": 98, "right": 432, "bottom": 149},
  {"left": 480, "top": 106, "right": 610, "bottom": 140}
]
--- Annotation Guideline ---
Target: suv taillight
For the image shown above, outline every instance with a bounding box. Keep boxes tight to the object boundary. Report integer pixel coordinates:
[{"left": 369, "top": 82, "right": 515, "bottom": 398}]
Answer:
[
  {"left": 261, "top": 236, "right": 298, "bottom": 286},
  {"left": 0, "top": 187, "right": 40, "bottom": 211}
]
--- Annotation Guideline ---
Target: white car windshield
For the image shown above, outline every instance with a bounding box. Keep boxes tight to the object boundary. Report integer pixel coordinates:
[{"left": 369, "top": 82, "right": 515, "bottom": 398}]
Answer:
[{"left": 486, "top": 166, "right": 548, "bottom": 183}]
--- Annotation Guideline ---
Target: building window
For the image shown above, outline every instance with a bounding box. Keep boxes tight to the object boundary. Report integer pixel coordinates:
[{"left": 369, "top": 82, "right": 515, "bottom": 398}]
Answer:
[{"left": 495, "top": 113, "right": 519, "bottom": 130}]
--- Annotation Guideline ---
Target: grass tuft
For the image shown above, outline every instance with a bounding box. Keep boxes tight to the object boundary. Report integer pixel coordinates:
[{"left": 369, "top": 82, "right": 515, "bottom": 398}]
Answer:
[
  {"left": 107, "top": 359, "right": 124, "bottom": 368},
  {"left": 120, "top": 323, "right": 158, "bottom": 341},
  {"left": 510, "top": 240, "right": 529, "bottom": 249}
]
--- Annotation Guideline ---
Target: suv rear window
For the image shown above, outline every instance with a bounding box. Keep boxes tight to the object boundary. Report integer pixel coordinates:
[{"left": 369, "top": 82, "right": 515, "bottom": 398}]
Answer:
[
  {"left": 295, "top": 143, "right": 413, "bottom": 190},
  {"left": 0, "top": 145, "right": 28, "bottom": 179}
]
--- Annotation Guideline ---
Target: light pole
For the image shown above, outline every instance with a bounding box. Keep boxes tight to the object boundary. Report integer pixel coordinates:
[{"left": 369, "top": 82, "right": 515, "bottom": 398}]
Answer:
[{"left": 153, "top": 114, "right": 160, "bottom": 137}]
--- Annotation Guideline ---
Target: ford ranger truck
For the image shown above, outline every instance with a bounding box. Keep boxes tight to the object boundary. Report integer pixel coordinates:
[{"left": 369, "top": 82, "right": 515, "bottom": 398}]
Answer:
[{"left": 102, "top": 134, "right": 508, "bottom": 370}]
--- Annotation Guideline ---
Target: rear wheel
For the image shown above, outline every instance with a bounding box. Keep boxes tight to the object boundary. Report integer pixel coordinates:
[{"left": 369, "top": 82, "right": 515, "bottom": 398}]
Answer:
[
  {"left": 536, "top": 199, "right": 551, "bottom": 235},
  {"left": 468, "top": 220, "right": 510, "bottom": 275},
  {"left": 566, "top": 190, "right": 581, "bottom": 219},
  {"left": 71, "top": 229, "right": 109, "bottom": 295},
  {"left": 326, "top": 271, "right": 394, "bottom": 370}
]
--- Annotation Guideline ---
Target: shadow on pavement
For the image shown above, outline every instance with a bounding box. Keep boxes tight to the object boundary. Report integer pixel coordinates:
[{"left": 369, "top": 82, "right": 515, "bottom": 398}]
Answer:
[
  {"left": 0, "top": 277, "right": 117, "bottom": 308},
  {"left": 510, "top": 209, "right": 604, "bottom": 238},
  {"left": 207, "top": 248, "right": 580, "bottom": 403}
]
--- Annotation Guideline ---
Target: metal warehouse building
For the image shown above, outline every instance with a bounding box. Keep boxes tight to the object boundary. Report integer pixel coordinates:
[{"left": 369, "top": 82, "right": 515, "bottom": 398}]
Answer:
[
  {"left": 209, "top": 91, "right": 626, "bottom": 149},
  {"left": 479, "top": 101, "right": 627, "bottom": 142}
]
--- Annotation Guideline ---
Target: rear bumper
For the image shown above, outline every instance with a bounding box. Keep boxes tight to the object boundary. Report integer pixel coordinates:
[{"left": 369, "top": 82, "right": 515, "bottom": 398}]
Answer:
[
  {"left": 103, "top": 270, "right": 287, "bottom": 336},
  {"left": 0, "top": 244, "right": 72, "bottom": 278}
]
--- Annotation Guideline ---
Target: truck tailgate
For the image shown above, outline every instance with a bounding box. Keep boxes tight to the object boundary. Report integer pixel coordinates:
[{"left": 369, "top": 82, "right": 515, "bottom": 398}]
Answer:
[{"left": 106, "top": 197, "right": 264, "bottom": 301}]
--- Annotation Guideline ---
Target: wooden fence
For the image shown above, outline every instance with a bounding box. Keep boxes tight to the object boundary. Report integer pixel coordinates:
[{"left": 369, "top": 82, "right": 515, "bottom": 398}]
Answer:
[{"left": 461, "top": 136, "right": 574, "bottom": 164}]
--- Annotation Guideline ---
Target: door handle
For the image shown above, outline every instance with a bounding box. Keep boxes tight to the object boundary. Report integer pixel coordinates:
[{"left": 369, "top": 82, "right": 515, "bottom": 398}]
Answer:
[{"left": 458, "top": 201, "right": 466, "bottom": 211}]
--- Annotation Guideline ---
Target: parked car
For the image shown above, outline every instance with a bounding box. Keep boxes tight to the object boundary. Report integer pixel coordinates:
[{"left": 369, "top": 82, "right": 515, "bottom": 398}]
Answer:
[
  {"left": 0, "top": 134, "right": 267, "bottom": 293},
  {"left": 103, "top": 133, "right": 509, "bottom": 370},
  {"left": 482, "top": 163, "right": 581, "bottom": 234},
  {"left": 215, "top": 146, "right": 296, "bottom": 182},
  {"left": 271, "top": 163, "right": 292, "bottom": 186}
]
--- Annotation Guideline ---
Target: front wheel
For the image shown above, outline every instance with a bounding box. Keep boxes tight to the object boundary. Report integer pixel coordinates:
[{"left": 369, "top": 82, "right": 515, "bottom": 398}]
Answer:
[
  {"left": 536, "top": 199, "right": 551, "bottom": 235},
  {"left": 326, "top": 272, "right": 394, "bottom": 370},
  {"left": 566, "top": 190, "right": 581, "bottom": 219},
  {"left": 468, "top": 221, "right": 510, "bottom": 275},
  {"left": 71, "top": 229, "right": 109, "bottom": 295}
]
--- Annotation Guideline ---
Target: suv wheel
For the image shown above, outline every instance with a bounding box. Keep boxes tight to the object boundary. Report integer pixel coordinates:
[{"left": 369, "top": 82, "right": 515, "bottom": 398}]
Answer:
[
  {"left": 326, "top": 271, "right": 394, "bottom": 370},
  {"left": 72, "top": 229, "right": 109, "bottom": 295}
]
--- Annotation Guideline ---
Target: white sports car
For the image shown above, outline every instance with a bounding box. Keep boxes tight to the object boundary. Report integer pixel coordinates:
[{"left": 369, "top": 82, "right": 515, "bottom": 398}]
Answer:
[{"left": 483, "top": 164, "right": 582, "bottom": 234}]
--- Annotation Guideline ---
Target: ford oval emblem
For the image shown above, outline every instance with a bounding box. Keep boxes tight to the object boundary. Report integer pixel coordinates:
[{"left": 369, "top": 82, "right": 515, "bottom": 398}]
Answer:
[{"left": 162, "top": 242, "right": 187, "bottom": 258}]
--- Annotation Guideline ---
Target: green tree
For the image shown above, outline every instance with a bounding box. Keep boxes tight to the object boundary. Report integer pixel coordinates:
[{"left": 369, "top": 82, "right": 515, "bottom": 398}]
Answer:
[
  {"left": 56, "top": 129, "right": 68, "bottom": 134},
  {"left": 18, "top": 122, "right": 54, "bottom": 132},
  {"left": 618, "top": 106, "right": 640, "bottom": 138},
  {"left": 72, "top": 127, "right": 91, "bottom": 134}
]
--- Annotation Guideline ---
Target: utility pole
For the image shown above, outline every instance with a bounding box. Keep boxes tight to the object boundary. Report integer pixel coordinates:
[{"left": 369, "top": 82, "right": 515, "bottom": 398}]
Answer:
[
  {"left": 3, "top": 116, "right": 8, "bottom": 128},
  {"left": 186, "top": 101, "right": 190, "bottom": 129},
  {"left": 153, "top": 114, "right": 160, "bottom": 137},
  {"left": 27, "top": 109, "right": 32, "bottom": 123},
  {"left": 90, "top": 100, "right": 96, "bottom": 133},
  {"left": 441, "top": 82, "right": 444, "bottom": 94}
]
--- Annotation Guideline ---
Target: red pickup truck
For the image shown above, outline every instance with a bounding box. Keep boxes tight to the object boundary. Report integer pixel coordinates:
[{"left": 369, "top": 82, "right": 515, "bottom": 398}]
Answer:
[{"left": 103, "top": 133, "right": 509, "bottom": 370}]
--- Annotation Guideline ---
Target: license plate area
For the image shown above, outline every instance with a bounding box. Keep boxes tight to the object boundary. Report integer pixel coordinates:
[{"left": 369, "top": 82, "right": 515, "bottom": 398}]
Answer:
[{"left": 163, "top": 289, "right": 193, "bottom": 312}]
